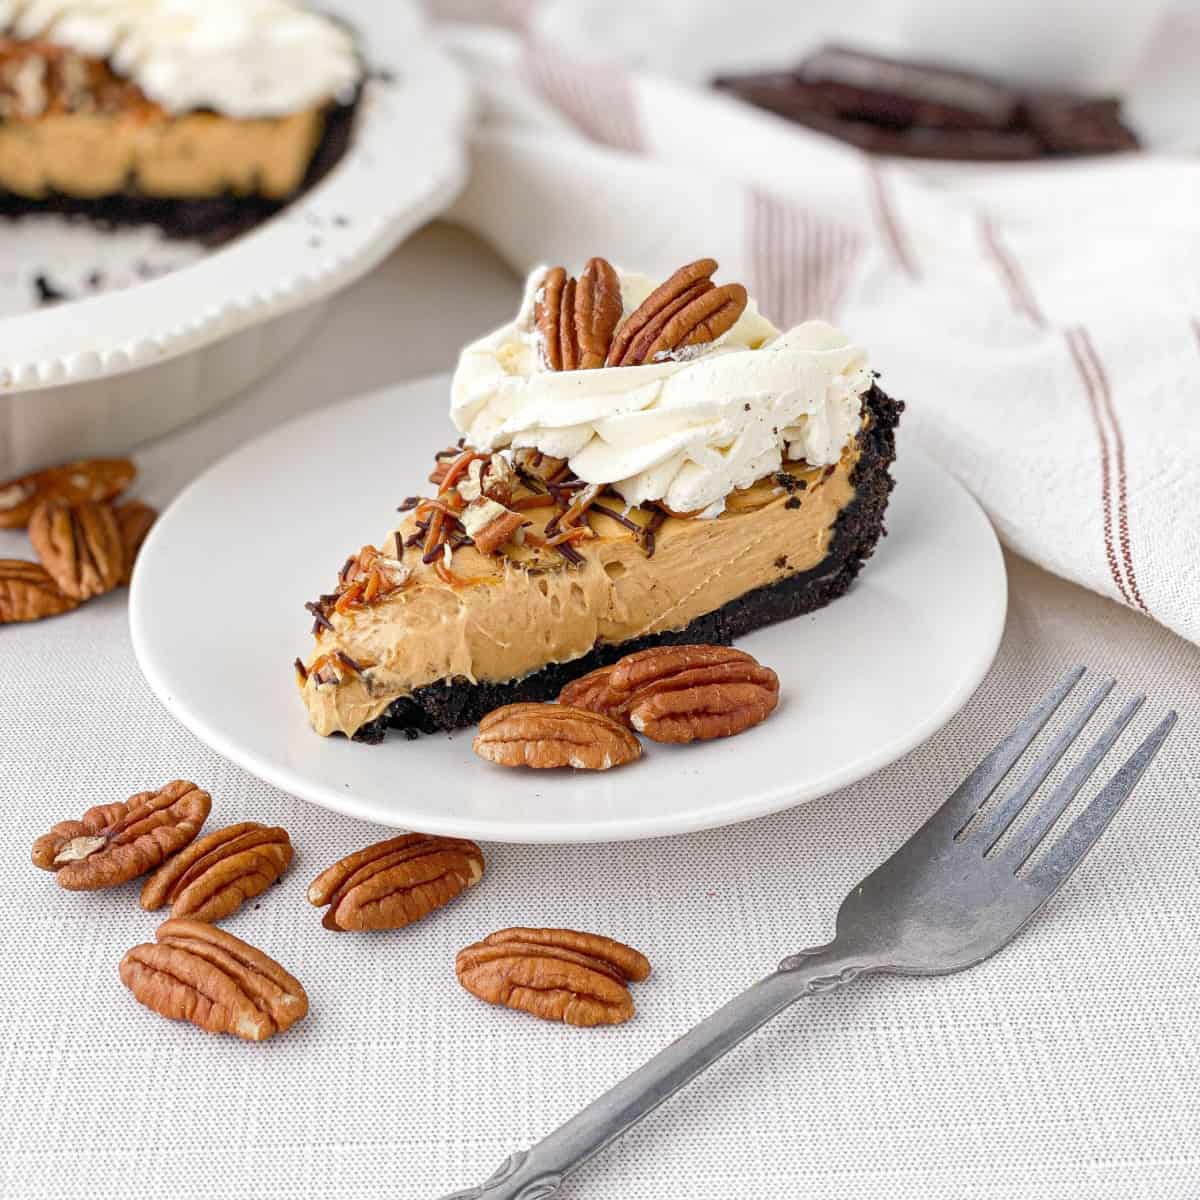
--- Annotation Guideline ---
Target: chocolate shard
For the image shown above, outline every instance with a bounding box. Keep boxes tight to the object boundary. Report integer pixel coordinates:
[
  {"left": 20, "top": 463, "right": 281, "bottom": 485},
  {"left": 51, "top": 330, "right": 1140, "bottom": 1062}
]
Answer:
[
  {"left": 792, "top": 45, "right": 1022, "bottom": 131},
  {"left": 1020, "top": 93, "right": 1139, "bottom": 154}
]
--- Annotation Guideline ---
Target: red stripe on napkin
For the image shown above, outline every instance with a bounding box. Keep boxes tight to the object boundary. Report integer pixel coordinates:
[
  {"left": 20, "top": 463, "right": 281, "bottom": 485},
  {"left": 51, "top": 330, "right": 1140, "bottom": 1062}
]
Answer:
[
  {"left": 1065, "top": 327, "right": 1149, "bottom": 615},
  {"left": 978, "top": 217, "right": 1046, "bottom": 327},
  {"left": 747, "top": 188, "right": 863, "bottom": 325},
  {"left": 865, "top": 161, "right": 919, "bottom": 280},
  {"left": 523, "top": 44, "right": 644, "bottom": 152}
]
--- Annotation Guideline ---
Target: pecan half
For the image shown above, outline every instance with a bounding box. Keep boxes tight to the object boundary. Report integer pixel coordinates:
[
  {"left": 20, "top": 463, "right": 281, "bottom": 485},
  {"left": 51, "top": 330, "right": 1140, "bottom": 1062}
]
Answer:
[
  {"left": 32, "top": 780, "right": 211, "bottom": 890},
  {"left": 456, "top": 927, "right": 651, "bottom": 1027},
  {"left": 308, "top": 833, "right": 485, "bottom": 931},
  {"left": 115, "top": 500, "right": 158, "bottom": 584},
  {"left": 140, "top": 822, "right": 293, "bottom": 923},
  {"left": 0, "top": 559, "right": 78, "bottom": 623},
  {"left": 120, "top": 918, "right": 307, "bottom": 1041},
  {"left": 0, "top": 457, "right": 134, "bottom": 529},
  {"left": 575, "top": 257, "right": 623, "bottom": 369},
  {"left": 633, "top": 282, "right": 748, "bottom": 365},
  {"left": 28, "top": 499, "right": 124, "bottom": 600},
  {"left": 607, "top": 259, "right": 748, "bottom": 366},
  {"left": 461, "top": 498, "right": 525, "bottom": 556},
  {"left": 557, "top": 662, "right": 623, "bottom": 715},
  {"left": 473, "top": 703, "right": 642, "bottom": 770},
  {"left": 607, "top": 258, "right": 716, "bottom": 365},
  {"left": 534, "top": 258, "right": 622, "bottom": 371},
  {"left": 585, "top": 645, "right": 780, "bottom": 743},
  {"left": 534, "top": 266, "right": 570, "bottom": 371}
]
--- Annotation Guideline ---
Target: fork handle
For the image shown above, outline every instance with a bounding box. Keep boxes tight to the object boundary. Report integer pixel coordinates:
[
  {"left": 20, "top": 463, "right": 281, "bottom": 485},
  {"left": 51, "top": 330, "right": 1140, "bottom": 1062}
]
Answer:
[{"left": 434, "top": 944, "right": 871, "bottom": 1200}]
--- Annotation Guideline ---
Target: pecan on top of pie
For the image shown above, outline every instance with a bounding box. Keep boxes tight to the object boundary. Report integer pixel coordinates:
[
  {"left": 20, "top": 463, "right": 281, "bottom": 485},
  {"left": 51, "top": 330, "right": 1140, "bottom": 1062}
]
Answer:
[
  {"left": 296, "top": 257, "right": 903, "bottom": 743},
  {"left": 0, "top": 0, "right": 361, "bottom": 231}
]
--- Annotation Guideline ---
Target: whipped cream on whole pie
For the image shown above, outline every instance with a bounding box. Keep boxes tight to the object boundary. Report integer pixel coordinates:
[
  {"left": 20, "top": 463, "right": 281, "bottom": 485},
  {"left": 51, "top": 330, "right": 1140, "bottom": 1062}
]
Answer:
[
  {"left": 452, "top": 267, "right": 872, "bottom": 517},
  {"left": 297, "top": 256, "right": 903, "bottom": 743},
  {"left": 0, "top": 0, "right": 359, "bottom": 117}
]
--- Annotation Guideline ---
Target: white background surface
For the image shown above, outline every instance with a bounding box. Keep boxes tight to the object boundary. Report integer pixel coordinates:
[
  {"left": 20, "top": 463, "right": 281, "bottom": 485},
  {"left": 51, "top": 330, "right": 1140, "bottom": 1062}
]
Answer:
[{"left": 1, "top": 227, "right": 1198, "bottom": 1199}]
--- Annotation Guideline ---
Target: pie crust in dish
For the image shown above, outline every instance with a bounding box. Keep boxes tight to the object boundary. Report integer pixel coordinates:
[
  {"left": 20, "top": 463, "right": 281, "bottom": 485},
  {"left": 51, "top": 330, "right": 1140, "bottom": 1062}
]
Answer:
[{"left": 0, "top": 0, "right": 361, "bottom": 238}]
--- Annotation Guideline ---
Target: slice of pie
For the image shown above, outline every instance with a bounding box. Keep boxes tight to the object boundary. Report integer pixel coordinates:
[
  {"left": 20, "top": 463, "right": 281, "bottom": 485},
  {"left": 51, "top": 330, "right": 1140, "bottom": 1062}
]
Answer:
[
  {"left": 297, "top": 256, "right": 903, "bottom": 743},
  {"left": 0, "top": 0, "right": 361, "bottom": 237}
]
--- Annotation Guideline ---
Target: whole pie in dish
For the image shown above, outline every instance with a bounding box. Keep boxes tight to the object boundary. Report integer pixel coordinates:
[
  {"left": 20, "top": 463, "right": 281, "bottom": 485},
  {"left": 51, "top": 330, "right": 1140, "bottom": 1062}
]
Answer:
[
  {"left": 0, "top": 0, "right": 361, "bottom": 238},
  {"left": 296, "top": 257, "right": 903, "bottom": 743}
]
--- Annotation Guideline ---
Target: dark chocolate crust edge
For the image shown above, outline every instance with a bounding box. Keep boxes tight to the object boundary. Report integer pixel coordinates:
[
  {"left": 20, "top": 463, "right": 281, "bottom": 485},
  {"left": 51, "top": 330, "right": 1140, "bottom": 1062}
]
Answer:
[
  {"left": 0, "top": 91, "right": 359, "bottom": 246},
  {"left": 351, "top": 381, "right": 904, "bottom": 744}
]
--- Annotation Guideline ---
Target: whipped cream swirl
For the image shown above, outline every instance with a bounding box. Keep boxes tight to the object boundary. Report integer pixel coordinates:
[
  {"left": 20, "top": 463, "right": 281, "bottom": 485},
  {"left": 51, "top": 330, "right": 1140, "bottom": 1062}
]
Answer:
[
  {"left": 0, "top": 0, "right": 361, "bottom": 117},
  {"left": 450, "top": 268, "right": 872, "bottom": 518}
]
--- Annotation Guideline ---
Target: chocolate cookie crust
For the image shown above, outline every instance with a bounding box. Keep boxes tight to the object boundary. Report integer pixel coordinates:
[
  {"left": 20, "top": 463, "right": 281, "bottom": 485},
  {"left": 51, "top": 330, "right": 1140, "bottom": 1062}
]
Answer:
[{"left": 352, "top": 381, "right": 903, "bottom": 744}]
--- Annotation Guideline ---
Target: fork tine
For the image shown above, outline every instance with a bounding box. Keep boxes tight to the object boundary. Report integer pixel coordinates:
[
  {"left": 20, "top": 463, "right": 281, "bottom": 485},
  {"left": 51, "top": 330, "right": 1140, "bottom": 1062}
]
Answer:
[
  {"left": 965, "top": 676, "right": 1115, "bottom": 849},
  {"left": 1001, "top": 693, "right": 1145, "bottom": 869},
  {"left": 1024, "top": 711, "right": 1177, "bottom": 895},
  {"left": 927, "top": 665, "right": 1085, "bottom": 839}
]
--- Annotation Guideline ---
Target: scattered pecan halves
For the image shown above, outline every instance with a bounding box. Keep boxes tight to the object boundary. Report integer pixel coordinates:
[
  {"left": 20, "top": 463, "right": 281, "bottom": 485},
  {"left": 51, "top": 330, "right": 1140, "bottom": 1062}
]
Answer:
[
  {"left": 140, "top": 822, "right": 293, "bottom": 923},
  {"left": 473, "top": 703, "right": 642, "bottom": 771},
  {"left": 120, "top": 918, "right": 307, "bottom": 1042},
  {"left": 0, "top": 559, "right": 78, "bottom": 623},
  {"left": 115, "top": 500, "right": 158, "bottom": 585},
  {"left": 559, "top": 645, "right": 780, "bottom": 743},
  {"left": 28, "top": 499, "right": 124, "bottom": 600},
  {"left": 0, "top": 457, "right": 134, "bottom": 530},
  {"left": 308, "top": 833, "right": 485, "bottom": 931},
  {"left": 456, "top": 927, "right": 651, "bottom": 1027},
  {"left": 32, "top": 780, "right": 212, "bottom": 890}
]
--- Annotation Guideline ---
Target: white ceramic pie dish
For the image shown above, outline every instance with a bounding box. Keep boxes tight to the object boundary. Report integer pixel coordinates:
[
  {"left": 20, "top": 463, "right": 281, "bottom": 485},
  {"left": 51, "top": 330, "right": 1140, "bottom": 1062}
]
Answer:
[{"left": 0, "top": 0, "right": 472, "bottom": 478}]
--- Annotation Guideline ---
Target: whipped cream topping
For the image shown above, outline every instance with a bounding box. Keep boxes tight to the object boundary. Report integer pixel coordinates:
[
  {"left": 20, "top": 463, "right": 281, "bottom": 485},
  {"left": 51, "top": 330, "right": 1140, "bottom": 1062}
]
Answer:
[
  {"left": 0, "top": 0, "right": 361, "bottom": 117},
  {"left": 450, "top": 268, "right": 872, "bottom": 518}
]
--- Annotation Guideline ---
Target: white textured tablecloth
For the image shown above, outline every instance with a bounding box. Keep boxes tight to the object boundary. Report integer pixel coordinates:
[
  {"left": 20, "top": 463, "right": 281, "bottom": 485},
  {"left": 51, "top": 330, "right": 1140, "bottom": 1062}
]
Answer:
[{"left": 2, "top": 227, "right": 1198, "bottom": 1200}]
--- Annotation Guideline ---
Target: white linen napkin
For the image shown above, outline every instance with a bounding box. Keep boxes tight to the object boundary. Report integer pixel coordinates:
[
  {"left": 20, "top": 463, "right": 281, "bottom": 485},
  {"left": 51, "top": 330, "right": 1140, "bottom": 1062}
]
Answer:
[{"left": 435, "top": 17, "right": 1200, "bottom": 646}]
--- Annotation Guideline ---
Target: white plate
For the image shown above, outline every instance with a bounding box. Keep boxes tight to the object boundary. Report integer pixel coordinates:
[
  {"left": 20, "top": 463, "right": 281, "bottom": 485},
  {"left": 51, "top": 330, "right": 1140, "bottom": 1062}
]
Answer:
[
  {"left": 130, "top": 373, "right": 1007, "bottom": 844},
  {"left": 0, "top": 0, "right": 472, "bottom": 475}
]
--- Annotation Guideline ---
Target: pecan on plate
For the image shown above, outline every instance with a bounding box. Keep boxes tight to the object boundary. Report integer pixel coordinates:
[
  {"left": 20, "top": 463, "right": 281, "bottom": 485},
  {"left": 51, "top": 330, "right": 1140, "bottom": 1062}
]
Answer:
[
  {"left": 473, "top": 703, "right": 642, "bottom": 770},
  {"left": 28, "top": 499, "right": 124, "bottom": 600},
  {"left": 461, "top": 498, "right": 525, "bottom": 556},
  {"left": 593, "top": 644, "right": 780, "bottom": 743},
  {"left": 141, "top": 822, "right": 293, "bottom": 923},
  {"left": 456, "top": 927, "right": 651, "bottom": 1027},
  {"left": 114, "top": 500, "right": 158, "bottom": 584},
  {"left": 606, "top": 258, "right": 748, "bottom": 367},
  {"left": 0, "top": 457, "right": 134, "bottom": 530},
  {"left": 32, "top": 780, "right": 212, "bottom": 890},
  {"left": 0, "top": 559, "right": 78, "bottom": 623},
  {"left": 308, "top": 833, "right": 485, "bottom": 931},
  {"left": 557, "top": 662, "right": 623, "bottom": 715},
  {"left": 534, "top": 258, "right": 622, "bottom": 371},
  {"left": 120, "top": 918, "right": 307, "bottom": 1041}
]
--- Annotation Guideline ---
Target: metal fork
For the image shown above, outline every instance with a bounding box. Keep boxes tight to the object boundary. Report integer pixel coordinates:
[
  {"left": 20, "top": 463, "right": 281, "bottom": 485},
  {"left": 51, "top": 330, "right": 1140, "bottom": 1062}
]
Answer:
[{"left": 437, "top": 666, "right": 1176, "bottom": 1200}]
